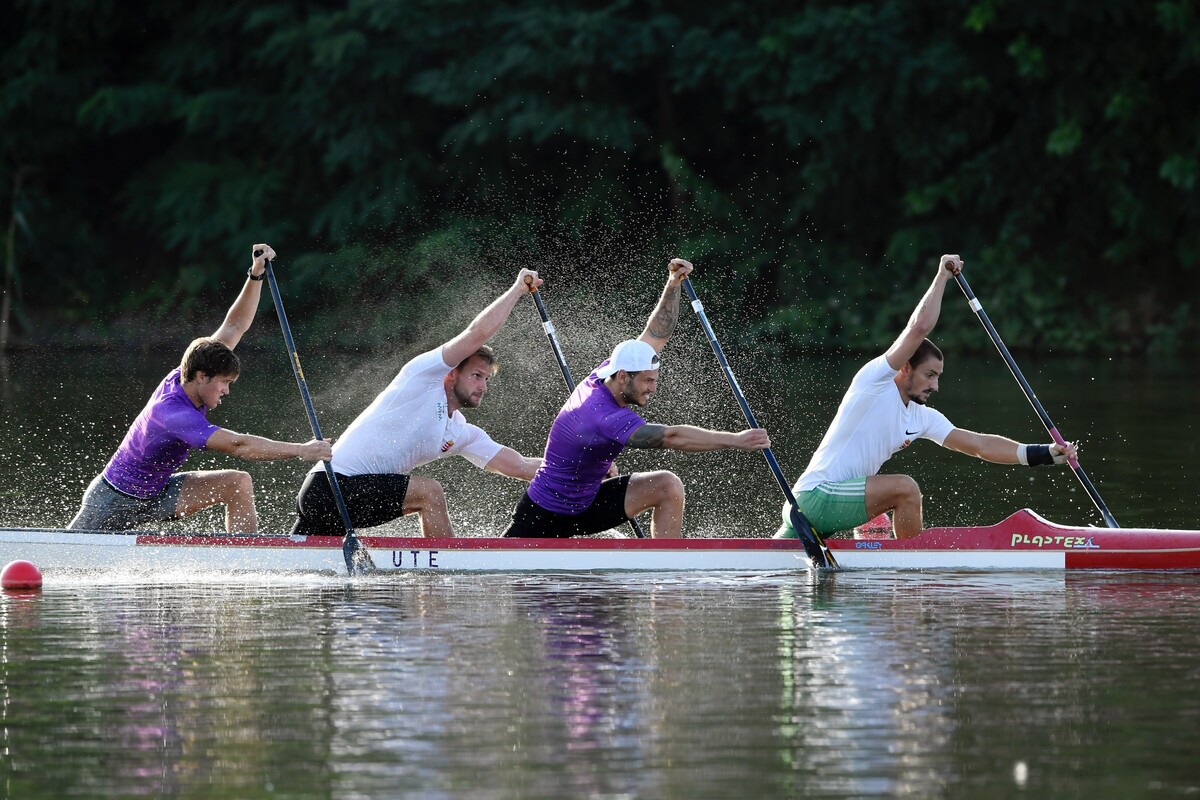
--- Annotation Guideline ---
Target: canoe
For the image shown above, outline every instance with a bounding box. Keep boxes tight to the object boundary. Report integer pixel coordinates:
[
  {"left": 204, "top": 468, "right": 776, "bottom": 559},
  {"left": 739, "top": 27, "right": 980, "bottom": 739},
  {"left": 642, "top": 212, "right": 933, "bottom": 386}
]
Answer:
[
  {"left": 825, "top": 509, "right": 1200, "bottom": 570},
  {"left": 3, "top": 510, "right": 1199, "bottom": 575},
  {"left": 0, "top": 526, "right": 811, "bottom": 575}
]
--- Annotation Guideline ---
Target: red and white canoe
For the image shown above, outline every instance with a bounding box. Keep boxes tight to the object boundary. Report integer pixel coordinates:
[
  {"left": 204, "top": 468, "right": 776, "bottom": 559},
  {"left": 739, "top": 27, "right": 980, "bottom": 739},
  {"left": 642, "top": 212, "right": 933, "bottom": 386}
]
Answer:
[
  {"left": 825, "top": 509, "right": 1200, "bottom": 570},
  {"left": 2, "top": 509, "right": 1199, "bottom": 575},
  {"left": 0, "top": 526, "right": 811, "bottom": 574}
]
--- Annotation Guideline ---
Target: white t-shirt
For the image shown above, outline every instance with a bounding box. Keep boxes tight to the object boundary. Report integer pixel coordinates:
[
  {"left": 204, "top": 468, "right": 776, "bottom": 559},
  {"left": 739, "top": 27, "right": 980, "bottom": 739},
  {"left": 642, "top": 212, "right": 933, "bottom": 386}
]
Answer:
[
  {"left": 796, "top": 354, "right": 955, "bottom": 492},
  {"left": 313, "top": 348, "right": 504, "bottom": 477}
]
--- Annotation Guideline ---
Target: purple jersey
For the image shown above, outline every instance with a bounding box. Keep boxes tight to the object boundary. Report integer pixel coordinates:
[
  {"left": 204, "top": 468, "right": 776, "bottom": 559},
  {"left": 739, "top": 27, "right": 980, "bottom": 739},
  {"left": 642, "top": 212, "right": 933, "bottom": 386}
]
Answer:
[
  {"left": 527, "top": 364, "right": 646, "bottom": 514},
  {"left": 102, "top": 368, "right": 221, "bottom": 498}
]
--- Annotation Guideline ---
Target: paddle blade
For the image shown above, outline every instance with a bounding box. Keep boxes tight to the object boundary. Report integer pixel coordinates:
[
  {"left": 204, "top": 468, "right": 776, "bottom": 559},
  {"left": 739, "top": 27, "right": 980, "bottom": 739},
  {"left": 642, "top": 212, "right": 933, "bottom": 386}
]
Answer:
[
  {"left": 343, "top": 535, "right": 377, "bottom": 575},
  {"left": 789, "top": 506, "right": 836, "bottom": 570}
]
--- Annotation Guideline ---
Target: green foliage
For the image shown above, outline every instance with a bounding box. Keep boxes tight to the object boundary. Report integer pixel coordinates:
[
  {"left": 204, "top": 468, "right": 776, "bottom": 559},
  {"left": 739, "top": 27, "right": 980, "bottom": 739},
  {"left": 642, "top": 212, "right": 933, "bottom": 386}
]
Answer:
[{"left": 1, "top": 0, "right": 1197, "bottom": 353}]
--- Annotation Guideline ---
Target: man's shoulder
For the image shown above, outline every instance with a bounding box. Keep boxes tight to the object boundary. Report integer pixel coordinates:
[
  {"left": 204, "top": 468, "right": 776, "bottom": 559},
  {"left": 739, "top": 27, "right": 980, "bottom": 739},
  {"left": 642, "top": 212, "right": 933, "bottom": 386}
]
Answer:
[
  {"left": 375, "top": 348, "right": 452, "bottom": 402},
  {"left": 916, "top": 403, "right": 953, "bottom": 425},
  {"left": 401, "top": 347, "right": 454, "bottom": 376},
  {"left": 151, "top": 372, "right": 197, "bottom": 415},
  {"left": 855, "top": 354, "right": 896, "bottom": 381}
]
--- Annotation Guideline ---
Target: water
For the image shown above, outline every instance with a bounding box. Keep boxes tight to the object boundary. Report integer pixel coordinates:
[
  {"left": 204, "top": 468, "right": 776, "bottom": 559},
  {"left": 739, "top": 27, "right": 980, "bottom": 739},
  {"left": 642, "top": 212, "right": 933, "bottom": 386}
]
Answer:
[
  {"left": 5, "top": 571, "right": 1200, "bottom": 797},
  {"left": 2, "top": 342, "right": 1200, "bottom": 798}
]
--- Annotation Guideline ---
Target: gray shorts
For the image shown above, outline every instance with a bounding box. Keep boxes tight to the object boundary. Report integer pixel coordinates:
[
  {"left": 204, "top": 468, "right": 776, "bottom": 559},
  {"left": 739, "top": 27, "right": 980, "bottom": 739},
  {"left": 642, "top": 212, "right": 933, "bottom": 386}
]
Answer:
[{"left": 67, "top": 474, "right": 186, "bottom": 531}]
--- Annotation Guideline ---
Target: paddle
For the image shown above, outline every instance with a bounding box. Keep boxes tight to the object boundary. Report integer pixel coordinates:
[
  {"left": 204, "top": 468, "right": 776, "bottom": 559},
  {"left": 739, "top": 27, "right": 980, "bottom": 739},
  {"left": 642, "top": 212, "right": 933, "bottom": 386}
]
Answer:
[
  {"left": 680, "top": 276, "right": 836, "bottom": 569},
  {"left": 260, "top": 254, "right": 377, "bottom": 574},
  {"left": 953, "top": 270, "right": 1120, "bottom": 528},
  {"left": 525, "top": 276, "right": 647, "bottom": 539}
]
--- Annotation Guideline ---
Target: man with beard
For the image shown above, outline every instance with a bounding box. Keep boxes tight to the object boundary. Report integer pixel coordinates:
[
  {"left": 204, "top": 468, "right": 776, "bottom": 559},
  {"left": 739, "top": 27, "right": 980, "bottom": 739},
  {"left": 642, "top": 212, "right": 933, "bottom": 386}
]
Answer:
[
  {"left": 775, "top": 254, "right": 1078, "bottom": 541},
  {"left": 290, "top": 269, "right": 544, "bottom": 538},
  {"left": 503, "top": 258, "right": 770, "bottom": 539}
]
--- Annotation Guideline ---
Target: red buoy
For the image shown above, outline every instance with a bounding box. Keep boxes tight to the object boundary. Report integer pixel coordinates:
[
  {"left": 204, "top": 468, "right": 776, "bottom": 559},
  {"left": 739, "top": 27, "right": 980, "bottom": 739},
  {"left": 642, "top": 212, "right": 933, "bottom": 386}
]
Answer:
[{"left": 1, "top": 560, "right": 43, "bottom": 590}]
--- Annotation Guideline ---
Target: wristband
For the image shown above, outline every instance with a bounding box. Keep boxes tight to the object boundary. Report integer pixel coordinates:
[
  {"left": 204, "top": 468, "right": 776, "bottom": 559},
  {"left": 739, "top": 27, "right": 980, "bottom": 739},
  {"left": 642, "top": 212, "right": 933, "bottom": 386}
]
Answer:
[
  {"left": 1017, "top": 444, "right": 1055, "bottom": 467},
  {"left": 248, "top": 267, "right": 266, "bottom": 281}
]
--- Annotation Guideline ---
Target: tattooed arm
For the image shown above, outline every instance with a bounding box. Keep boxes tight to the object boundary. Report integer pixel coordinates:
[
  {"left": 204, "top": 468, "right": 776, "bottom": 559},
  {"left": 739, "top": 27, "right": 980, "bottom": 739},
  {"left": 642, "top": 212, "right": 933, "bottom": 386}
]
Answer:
[
  {"left": 626, "top": 424, "right": 770, "bottom": 453},
  {"left": 638, "top": 258, "right": 693, "bottom": 352}
]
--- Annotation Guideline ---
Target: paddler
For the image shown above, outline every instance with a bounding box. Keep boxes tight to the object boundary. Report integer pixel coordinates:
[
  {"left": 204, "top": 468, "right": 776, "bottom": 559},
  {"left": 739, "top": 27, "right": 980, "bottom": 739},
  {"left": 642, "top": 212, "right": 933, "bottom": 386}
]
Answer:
[
  {"left": 502, "top": 258, "right": 770, "bottom": 539},
  {"left": 776, "top": 253, "right": 1078, "bottom": 540},
  {"left": 68, "top": 245, "right": 333, "bottom": 533},
  {"left": 289, "top": 268, "right": 545, "bottom": 537}
]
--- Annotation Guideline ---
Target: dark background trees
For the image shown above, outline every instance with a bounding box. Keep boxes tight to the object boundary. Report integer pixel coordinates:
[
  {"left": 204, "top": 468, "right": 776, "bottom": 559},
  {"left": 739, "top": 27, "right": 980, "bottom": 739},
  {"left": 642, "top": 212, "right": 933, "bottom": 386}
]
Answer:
[{"left": 3, "top": 0, "right": 1197, "bottom": 353}]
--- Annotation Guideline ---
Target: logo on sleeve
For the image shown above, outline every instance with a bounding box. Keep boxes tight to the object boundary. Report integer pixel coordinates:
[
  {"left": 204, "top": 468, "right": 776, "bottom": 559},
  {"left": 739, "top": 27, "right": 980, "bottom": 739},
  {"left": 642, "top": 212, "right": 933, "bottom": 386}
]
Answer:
[{"left": 441, "top": 439, "right": 455, "bottom": 453}]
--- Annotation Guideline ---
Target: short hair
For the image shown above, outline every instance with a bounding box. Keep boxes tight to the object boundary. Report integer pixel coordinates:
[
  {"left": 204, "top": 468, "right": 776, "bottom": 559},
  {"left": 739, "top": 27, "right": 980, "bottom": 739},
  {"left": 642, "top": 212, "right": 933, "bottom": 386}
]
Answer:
[
  {"left": 909, "top": 338, "right": 944, "bottom": 369},
  {"left": 456, "top": 345, "right": 499, "bottom": 377},
  {"left": 180, "top": 337, "right": 240, "bottom": 382}
]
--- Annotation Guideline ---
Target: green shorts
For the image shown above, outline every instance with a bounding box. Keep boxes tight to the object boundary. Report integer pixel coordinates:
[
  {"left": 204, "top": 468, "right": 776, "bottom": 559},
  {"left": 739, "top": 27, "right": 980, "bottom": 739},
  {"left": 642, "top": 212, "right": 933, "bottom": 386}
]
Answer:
[{"left": 776, "top": 478, "right": 868, "bottom": 537}]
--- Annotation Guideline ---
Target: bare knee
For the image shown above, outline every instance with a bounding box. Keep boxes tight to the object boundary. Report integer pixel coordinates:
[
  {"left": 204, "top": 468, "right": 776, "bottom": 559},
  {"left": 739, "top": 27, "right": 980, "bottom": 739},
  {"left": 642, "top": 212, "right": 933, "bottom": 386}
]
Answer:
[
  {"left": 629, "top": 471, "right": 683, "bottom": 512},
  {"left": 895, "top": 475, "right": 920, "bottom": 504},
  {"left": 230, "top": 470, "right": 253, "bottom": 498},
  {"left": 405, "top": 477, "right": 446, "bottom": 514},
  {"left": 660, "top": 471, "right": 684, "bottom": 502},
  {"left": 867, "top": 474, "right": 921, "bottom": 517},
  {"left": 642, "top": 470, "right": 683, "bottom": 503}
]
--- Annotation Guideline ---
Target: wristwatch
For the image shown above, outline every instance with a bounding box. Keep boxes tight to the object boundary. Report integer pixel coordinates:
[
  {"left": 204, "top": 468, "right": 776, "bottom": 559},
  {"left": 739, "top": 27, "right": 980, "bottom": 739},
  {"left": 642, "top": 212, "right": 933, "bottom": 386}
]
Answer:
[{"left": 248, "top": 267, "right": 266, "bottom": 281}]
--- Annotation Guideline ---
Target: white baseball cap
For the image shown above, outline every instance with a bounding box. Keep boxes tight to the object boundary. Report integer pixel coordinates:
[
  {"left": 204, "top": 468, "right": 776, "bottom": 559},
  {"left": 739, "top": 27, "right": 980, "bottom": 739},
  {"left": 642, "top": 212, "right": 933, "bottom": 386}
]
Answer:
[{"left": 595, "top": 339, "right": 661, "bottom": 380}]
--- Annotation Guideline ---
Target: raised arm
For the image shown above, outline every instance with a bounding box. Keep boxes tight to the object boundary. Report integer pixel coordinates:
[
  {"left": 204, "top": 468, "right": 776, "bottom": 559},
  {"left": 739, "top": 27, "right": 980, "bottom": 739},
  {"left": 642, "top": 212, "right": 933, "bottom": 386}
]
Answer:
[
  {"left": 211, "top": 244, "right": 275, "bottom": 350},
  {"left": 442, "top": 268, "right": 542, "bottom": 368},
  {"left": 637, "top": 258, "right": 693, "bottom": 353},
  {"left": 626, "top": 423, "right": 770, "bottom": 454},
  {"left": 484, "top": 447, "right": 543, "bottom": 481},
  {"left": 884, "top": 254, "right": 962, "bottom": 371},
  {"left": 943, "top": 428, "right": 1078, "bottom": 465},
  {"left": 204, "top": 429, "right": 332, "bottom": 462}
]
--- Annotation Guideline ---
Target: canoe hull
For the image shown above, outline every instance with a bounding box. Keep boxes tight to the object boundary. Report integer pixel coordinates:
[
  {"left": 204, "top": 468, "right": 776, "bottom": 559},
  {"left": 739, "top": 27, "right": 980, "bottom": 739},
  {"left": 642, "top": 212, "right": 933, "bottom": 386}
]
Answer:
[
  {"left": 4, "top": 511, "right": 1200, "bottom": 574},
  {"left": 0, "top": 528, "right": 812, "bottom": 575},
  {"left": 826, "top": 509, "right": 1200, "bottom": 570}
]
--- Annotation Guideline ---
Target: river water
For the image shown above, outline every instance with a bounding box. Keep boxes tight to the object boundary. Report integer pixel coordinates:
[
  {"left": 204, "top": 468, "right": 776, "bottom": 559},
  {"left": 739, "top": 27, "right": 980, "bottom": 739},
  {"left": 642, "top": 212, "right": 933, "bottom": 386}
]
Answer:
[{"left": 2, "top": 329, "right": 1199, "bottom": 797}]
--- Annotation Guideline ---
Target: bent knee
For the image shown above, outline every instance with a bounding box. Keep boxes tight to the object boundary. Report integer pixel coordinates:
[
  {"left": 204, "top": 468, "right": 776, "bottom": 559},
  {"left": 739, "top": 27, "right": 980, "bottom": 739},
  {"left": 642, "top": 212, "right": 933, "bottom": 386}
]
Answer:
[
  {"left": 642, "top": 470, "right": 684, "bottom": 501},
  {"left": 890, "top": 475, "right": 921, "bottom": 504},
  {"left": 868, "top": 474, "right": 921, "bottom": 507},
  {"left": 405, "top": 477, "right": 446, "bottom": 510},
  {"left": 231, "top": 470, "right": 254, "bottom": 494}
]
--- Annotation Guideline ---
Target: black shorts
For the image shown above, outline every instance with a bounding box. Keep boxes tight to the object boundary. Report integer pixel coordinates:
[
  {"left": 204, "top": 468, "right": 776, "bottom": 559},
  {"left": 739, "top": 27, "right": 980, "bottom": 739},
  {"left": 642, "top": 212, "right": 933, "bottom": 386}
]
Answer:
[
  {"left": 290, "top": 471, "right": 410, "bottom": 537},
  {"left": 502, "top": 476, "right": 632, "bottom": 538}
]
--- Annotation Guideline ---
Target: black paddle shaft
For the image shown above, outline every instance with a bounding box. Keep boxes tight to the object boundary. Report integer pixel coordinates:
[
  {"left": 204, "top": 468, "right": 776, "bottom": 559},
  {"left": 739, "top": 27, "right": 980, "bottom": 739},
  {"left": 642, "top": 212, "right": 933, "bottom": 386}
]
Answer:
[
  {"left": 261, "top": 258, "right": 376, "bottom": 573},
  {"left": 680, "top": 278, "right": 834, "bottom": 569},
  {"left": 526, "top": 279, "right": 647, "bottom": 539},
  {"left": 954, "top": 271, "right": 1119, "bottom": 529}
]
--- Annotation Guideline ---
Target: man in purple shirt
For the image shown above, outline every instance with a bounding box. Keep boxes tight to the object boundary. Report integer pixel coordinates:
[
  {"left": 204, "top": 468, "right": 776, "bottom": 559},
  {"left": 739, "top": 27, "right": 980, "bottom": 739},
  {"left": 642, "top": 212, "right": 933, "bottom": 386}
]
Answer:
[
  {"left": 503, "top": 259, "right": 771, "bottom": 539},
  {"left": 67, "top": 244, "right": 332, "bottom": 533}
]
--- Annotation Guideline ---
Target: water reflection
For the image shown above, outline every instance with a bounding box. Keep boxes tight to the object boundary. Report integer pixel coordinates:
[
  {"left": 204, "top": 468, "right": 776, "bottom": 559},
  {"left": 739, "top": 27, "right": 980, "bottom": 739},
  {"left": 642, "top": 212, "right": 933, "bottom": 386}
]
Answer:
[
  {"left": 770, "top": 571, "right": 1200, "bottom": 796},
  {"left": 5, "top": 571, "right": 1200, "bottom": 798},
  {"left": 515, "top": 583, "right": 646, "bottom": 797},
  {"left": 1, "top": 582, "right": 343, "bottom": 797}
]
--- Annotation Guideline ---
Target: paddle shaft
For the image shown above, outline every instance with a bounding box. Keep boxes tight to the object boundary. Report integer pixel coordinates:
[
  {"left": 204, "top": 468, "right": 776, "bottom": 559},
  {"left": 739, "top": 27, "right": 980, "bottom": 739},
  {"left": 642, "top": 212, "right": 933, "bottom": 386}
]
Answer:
[
  {"left": 680, "top": 277, "right": 834, "bottom": 569},
  {"left": 954, "top": 271, "right": 1120, "bottom": 528},
  {"left": 526, "top": 279, "right": 646, "bottom": 539},
  {"left": 263, "top": 260, "right": 375, "bottom": 572}
]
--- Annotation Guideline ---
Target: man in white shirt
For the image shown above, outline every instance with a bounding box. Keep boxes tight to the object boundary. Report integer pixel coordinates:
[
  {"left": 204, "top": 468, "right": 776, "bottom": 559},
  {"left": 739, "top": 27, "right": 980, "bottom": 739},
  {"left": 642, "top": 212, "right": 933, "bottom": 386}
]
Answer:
[
  {"left": 290, "top": 269, "right": 544, "bottom": 537},
  {"left": 776, "top": 254, "right": 1078, "bottom": 540}
]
